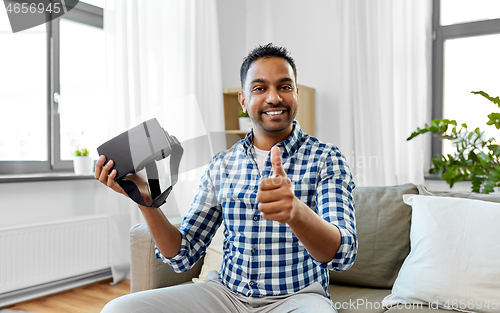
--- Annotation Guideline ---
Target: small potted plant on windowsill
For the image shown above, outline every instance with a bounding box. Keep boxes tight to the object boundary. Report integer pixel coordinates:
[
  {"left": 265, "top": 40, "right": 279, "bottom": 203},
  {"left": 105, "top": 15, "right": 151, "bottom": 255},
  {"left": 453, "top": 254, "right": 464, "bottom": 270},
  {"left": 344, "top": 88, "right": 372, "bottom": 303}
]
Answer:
[
  {"left": 238, "top": 107, "right": 252, "bottom": 131},
  {"left": 73, "top": 147, "right": 93, "bottom": 175},
  {"left": 407, "top": 91, "right": 500, "bottom": 194}
]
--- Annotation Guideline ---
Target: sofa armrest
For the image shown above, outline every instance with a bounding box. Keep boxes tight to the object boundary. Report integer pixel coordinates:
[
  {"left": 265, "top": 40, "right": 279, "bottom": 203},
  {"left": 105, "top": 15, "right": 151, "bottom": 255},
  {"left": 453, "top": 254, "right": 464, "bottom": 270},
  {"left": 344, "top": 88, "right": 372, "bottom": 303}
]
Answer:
[{"left": 129, "top": 222, "right": 204, "bottom": 293}]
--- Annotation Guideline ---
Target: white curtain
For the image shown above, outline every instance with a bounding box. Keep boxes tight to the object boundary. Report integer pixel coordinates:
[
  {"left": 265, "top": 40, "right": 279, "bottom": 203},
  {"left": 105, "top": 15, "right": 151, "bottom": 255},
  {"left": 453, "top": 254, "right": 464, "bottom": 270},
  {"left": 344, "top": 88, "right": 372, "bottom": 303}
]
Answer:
[
  {"left": 103, "top": 0, "right": 224, "bottom": 283},
  {"left": 336, "top": 0, "right": 432, "bottom": 186}
]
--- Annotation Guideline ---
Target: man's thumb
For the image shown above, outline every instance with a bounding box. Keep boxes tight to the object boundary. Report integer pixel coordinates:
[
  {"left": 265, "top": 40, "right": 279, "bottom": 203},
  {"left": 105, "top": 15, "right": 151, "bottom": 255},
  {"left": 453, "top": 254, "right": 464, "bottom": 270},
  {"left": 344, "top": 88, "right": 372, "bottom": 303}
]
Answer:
[{"left": 271, "top": 146, "right": 286, "bottom": 177}]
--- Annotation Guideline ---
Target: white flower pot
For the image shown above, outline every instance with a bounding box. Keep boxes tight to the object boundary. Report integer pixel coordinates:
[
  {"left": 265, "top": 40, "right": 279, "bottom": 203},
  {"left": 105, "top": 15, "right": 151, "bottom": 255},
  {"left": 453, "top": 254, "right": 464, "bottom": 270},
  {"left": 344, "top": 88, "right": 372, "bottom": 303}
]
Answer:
[
  {"left": 238, "top": 117, "right": 252, "bottom": 131},
  {"left": 73, "top": 156, "right": 93, "bottom": 175}
]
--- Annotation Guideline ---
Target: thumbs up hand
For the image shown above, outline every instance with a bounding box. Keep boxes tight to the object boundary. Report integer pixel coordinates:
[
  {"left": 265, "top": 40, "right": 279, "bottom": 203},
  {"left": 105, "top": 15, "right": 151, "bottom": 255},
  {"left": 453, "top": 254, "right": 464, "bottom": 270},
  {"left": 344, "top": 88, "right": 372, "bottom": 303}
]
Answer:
[
  {"left": 270, "top": 146, "right": 287, "bottom": 178},
  {"left": 257, "top": 146, "right": 300, "bottom": 224}
]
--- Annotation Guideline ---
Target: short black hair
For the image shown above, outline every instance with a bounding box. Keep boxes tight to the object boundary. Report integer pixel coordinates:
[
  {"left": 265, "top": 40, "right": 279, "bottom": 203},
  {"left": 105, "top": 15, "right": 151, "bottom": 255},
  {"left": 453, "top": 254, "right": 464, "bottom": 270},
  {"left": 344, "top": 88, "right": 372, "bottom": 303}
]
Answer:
[{"left": 240, "top": 43, "right": 297, "bottom": 89}]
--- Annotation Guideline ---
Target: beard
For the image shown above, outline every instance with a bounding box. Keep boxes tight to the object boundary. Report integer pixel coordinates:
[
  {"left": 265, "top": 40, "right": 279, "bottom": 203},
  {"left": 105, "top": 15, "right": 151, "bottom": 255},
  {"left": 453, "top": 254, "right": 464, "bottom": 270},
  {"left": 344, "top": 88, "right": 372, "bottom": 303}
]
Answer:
[{"left": 250, "top": 103, "right": 295, "bottom": 133}]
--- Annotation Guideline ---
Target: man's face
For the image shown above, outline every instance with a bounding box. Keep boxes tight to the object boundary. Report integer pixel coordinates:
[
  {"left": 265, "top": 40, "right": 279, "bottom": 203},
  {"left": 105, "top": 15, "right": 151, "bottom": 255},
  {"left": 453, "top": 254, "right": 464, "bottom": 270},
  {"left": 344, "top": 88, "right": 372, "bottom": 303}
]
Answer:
[{"left": 239, "top": 57, "right": 298, "bottom": 135}]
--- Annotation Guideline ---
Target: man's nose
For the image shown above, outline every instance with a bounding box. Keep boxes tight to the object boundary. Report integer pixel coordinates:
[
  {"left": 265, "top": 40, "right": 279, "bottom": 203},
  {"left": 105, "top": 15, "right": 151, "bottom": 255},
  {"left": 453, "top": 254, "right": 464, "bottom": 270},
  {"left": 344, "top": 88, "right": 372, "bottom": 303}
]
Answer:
[{"left": 266, "top": 87, "right": 282, "bottom": 104}]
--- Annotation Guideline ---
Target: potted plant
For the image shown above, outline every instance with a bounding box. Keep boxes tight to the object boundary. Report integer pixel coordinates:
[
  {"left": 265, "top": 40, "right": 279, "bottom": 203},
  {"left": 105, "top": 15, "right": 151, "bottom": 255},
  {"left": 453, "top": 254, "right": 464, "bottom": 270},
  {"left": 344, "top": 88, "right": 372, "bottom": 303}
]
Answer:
[
  {"left": 73, "top": 147, "right": 93, "bottom": 175},
  {"left": 407, "top": 91, "right": 500, "bottom": 193},
  {"left": 238, "top": 107, "right": 252, "bottom": 131}
]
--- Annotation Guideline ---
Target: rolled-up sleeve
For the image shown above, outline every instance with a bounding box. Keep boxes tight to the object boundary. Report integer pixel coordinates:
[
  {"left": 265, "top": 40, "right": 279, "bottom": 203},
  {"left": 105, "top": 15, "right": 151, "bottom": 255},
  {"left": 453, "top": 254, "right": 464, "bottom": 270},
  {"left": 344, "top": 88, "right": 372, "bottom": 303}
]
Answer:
[{"left": 313, "top": 147, "right": 357, "bottom": 272}]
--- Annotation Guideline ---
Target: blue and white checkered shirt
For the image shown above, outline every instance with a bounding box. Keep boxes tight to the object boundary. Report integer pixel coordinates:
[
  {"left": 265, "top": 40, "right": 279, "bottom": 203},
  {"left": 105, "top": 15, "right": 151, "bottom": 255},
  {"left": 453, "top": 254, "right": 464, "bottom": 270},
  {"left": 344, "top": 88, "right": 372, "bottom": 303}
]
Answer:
[{"left": 157, "top": 121, "right": 357, "bottom": 298}]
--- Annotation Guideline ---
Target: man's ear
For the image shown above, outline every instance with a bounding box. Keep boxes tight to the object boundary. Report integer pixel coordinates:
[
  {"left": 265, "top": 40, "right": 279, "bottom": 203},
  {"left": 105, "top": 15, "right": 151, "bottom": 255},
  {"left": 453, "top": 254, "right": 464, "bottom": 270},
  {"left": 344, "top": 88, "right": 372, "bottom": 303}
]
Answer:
[{"left": 238, "top": 92, "right": 247, "bottom": 113}]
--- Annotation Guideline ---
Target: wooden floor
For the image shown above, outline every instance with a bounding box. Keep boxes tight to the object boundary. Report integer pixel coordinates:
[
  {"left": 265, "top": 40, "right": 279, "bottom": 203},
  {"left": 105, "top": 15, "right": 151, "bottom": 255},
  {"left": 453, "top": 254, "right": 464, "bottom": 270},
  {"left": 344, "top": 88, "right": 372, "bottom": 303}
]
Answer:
[{"left": 4, "top": 279, "right": 130, "bottom": 313}]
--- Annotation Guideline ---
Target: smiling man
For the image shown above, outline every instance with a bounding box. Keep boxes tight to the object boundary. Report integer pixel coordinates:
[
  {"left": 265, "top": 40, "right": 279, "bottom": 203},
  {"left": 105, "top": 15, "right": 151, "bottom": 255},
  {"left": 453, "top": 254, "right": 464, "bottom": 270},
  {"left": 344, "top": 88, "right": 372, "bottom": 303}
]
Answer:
[
  {"left": 99, "top": 43, "right": 357, "bottom": 313},
  {"left": 239, "top": 55, "right": 298, "bottom": 148}
]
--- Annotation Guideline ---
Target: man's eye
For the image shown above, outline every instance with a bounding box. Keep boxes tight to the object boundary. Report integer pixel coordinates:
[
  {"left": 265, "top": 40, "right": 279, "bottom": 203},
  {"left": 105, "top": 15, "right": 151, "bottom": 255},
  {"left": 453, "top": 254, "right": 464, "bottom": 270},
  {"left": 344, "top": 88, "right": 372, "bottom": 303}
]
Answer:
[
  {"left": 281, "top": 85, "right": 292, "bottom": 90},
  {"left": 253, "top": 87, "right": 264, "bottom": 92}
]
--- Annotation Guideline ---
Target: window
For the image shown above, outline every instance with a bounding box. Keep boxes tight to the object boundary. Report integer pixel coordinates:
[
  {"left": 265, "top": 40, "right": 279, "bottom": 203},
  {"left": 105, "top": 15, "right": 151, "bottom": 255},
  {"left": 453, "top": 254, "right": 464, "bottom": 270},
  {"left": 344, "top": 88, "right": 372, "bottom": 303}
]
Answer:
[
  {"left": 59, "top": 18, "right": 106, "bottom": 161},
  {"left": 0, "top": 1, "right": 104, "bottom": 174},
  {"left": 432, "top": 0, "right": 500, "bottom": 157},
  {"left": 0, "top": 13, "right": 47, "bottom": 164}
]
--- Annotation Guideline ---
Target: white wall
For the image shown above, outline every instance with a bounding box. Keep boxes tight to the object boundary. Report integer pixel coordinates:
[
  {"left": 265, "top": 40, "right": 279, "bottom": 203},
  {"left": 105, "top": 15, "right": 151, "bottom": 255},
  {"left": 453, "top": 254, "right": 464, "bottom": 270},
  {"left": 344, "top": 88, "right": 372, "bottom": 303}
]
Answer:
[
  {"left": 424, "top": 179, "right": 472, "bottom": 192},
  {"left": 216, "top": 0, "right": 246, "bottom": 89},
  {"left": 0, "top": 179, "right": 134, "bottom": 228},
  {"left": 1, "top": 180, "right": 98, "bottom": 227}
]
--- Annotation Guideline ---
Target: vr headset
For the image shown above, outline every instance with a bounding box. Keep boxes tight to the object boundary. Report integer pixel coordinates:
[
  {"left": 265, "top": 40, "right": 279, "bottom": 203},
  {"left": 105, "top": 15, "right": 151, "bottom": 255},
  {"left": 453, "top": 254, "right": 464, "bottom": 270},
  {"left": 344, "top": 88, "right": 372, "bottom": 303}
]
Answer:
[{"left": 97, "top": 118, "right": 183, "bottom": 208}]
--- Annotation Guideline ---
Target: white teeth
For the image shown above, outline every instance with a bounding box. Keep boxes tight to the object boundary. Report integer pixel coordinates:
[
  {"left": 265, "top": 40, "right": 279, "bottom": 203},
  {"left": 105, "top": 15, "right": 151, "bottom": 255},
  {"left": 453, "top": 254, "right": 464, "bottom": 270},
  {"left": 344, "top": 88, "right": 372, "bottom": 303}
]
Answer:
[{"left": 265, "top": 111, "right": 284, "bottom": 116}]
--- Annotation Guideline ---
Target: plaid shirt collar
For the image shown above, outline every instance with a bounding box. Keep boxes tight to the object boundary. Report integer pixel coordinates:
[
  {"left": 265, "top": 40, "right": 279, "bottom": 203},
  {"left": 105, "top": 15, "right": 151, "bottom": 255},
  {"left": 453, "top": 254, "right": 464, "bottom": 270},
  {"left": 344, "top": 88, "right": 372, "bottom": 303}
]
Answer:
[{"left": 242, "top": 120, "right": 304, "bottom": 157}]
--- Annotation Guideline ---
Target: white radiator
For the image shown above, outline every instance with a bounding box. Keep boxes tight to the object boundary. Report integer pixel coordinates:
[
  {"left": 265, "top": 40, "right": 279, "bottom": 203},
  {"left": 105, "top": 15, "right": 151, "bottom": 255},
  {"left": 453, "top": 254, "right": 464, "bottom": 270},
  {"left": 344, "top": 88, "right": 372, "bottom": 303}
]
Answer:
[{"left": 0, "top": 215, "right": 110, "bottom": 295}]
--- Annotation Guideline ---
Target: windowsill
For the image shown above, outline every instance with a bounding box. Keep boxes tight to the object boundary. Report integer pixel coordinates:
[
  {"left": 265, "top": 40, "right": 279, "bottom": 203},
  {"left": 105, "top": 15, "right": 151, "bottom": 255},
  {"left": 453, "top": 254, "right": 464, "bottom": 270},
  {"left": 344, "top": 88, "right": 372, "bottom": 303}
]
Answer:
[
  {"left": 424, "top": 174, "right": 472, "bottom": 182},
  {"left": 424, "top": 174, "right": 443, "bottom": 181},
  {"left": 0, "top": 172, "right": 96, "bottom": 183}
]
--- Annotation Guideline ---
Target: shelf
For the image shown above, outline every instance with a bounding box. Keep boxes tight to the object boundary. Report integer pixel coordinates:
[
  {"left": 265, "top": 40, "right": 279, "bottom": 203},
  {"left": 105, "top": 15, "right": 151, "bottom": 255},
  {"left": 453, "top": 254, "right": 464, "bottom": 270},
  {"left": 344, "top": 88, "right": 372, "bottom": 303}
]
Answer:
[
  {"left": 222, "top": 87, "right": 241, "bottom": 95},
  {"left": 226, "top": 130, "right": 249, "bottom": 136}
]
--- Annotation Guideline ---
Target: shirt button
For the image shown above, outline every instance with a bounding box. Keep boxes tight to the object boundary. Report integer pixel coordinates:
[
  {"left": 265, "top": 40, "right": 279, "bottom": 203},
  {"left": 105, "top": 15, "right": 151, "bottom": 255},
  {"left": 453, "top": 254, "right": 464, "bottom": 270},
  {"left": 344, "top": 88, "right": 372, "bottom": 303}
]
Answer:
[
  {"left": 252, "top": 249, "right": 257, "bottom": 254},
  {"left": 254, "top": 188, "right": 258, "bottom": 193},
  {"left": 253, "top": 216, "right": 258, "bottom": 221},
  {"left": 249, "top": 281, "right": 254, "bottom": 286}
]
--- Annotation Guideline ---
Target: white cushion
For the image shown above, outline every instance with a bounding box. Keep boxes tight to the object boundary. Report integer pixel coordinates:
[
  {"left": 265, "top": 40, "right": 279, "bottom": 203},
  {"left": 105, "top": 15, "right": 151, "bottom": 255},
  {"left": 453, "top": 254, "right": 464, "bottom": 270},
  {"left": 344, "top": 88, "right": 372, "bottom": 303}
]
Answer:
[
  {"left": 383, "top": 195, "right": 500, "bottom": 313},
  {"left": 192, "top": 225, "right": 224, "bottom": 283}
]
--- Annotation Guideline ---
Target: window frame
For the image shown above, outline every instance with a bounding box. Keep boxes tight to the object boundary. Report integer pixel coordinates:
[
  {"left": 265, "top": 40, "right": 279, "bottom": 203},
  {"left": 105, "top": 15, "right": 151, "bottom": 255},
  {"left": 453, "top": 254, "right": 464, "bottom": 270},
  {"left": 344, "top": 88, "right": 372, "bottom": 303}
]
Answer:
[
  {"left": 431, "top": 0, "right": 500, "bottom": 159},
  {"left": 0, "top": 1, "right": 103, "bottom": 175}
]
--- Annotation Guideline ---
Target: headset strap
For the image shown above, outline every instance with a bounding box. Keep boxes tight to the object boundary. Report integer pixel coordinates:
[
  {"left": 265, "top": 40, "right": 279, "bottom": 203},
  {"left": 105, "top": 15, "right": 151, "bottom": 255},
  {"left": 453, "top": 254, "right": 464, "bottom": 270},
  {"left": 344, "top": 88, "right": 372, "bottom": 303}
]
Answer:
[{"left": 116, "top": 139, "right": 183, "bottom": 208}]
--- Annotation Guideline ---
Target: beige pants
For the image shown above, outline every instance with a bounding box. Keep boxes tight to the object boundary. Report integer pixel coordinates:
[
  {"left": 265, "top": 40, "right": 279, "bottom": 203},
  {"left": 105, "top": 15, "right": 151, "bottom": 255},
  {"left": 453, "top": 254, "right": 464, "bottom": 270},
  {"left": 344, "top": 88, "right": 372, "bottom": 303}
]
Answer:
[{"left": 101, "top": 271, "right": 336, "bottom": 313}]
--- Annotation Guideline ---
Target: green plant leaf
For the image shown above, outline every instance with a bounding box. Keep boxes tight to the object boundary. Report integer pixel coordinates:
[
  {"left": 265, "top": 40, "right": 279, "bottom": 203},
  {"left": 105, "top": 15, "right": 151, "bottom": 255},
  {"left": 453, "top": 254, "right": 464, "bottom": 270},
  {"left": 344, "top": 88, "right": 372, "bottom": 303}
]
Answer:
[
  {"left": 471, "top": 91, "right": 500, "bottom": 107},
  {"left": 487, "top": 113, "right": 500, "bottom": 129},
  {"left": 482, "top": 178, "right": 496, "bottom": 194},
  {"left": 409, "top": 92, "right": 500, "bottom": 193},
  {"left": 74, "top": 147, "right": 89, "bottom": 157},
  {"left": 473, "top": 166, "right": 485, "bottom": 176},
  {"left": 238, "top": 107, "right": 249, "bottom": 118},
  {"left": 469, "top": 151, "right": 477, "bottom": 162},
  {"left": 471, "top": 175, "right": 483, "bottom": 193},
  {"left": 487, "top": 144, "right": 500, "bottom": 156},
  {"left": 407, "top": 128, "right": 428, "bottom": 140}
]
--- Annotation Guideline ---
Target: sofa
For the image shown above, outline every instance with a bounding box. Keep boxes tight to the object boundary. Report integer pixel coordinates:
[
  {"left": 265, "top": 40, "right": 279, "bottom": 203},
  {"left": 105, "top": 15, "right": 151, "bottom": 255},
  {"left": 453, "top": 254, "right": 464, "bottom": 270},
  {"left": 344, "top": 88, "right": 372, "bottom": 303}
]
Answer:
[{"left": 129, "top": 183, "right": 500, "bottom": 312}]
